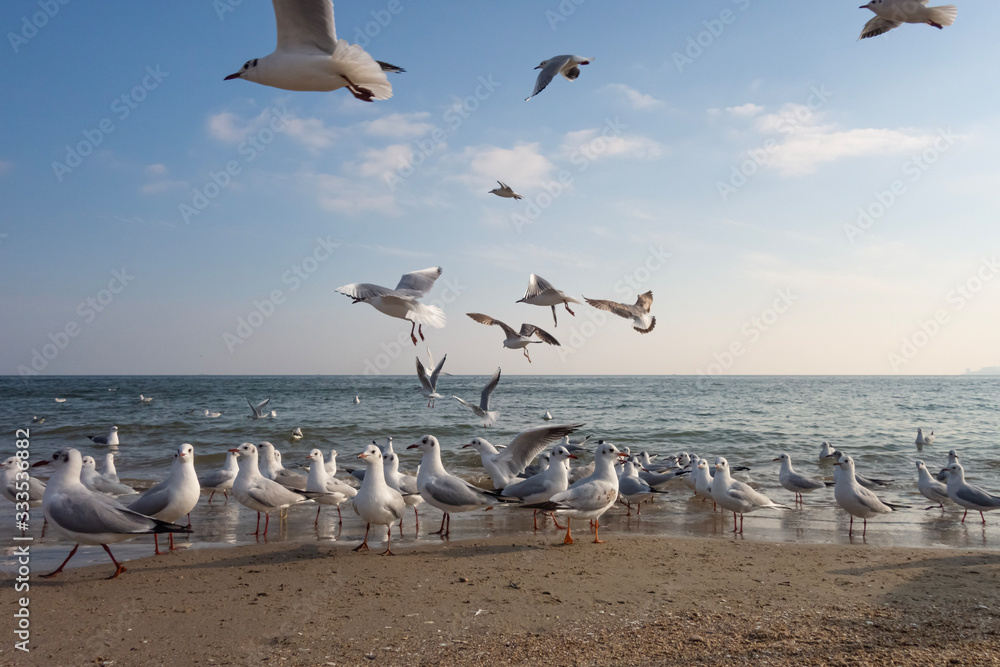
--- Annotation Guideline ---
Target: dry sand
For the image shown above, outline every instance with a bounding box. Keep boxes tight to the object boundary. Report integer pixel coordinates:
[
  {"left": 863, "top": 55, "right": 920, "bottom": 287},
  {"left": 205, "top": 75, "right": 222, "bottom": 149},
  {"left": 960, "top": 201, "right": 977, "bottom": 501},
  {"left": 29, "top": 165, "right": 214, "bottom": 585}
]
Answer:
[{"left": 5, "top": 533, "right": 1000, "bottom": 666}]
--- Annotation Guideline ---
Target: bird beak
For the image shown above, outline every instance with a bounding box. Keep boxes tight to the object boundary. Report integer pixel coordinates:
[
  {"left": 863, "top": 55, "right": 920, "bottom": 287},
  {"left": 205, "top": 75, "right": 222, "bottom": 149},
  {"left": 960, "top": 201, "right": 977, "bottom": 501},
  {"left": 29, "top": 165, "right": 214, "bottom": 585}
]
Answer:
[
  {"left": 617, "top": 452, "right": 628, "bottom": 458},
  {"left": 358, "top": 453, "right": 368, "bottom": 460},
  {"left": 834, "top": 462, "right": 842, "bottom": 466},
  {"left": 567, "top": 454, "right": 578, "bottom": 460},
  {"left": 714, "top": 463, "right": 721, "bottom": 470},
  {"left": 228, "top": 448, "right": 239, "bottom": 454},
  {"left": 224, "top": 72, "right": 241, "bottom": 80},
  {"left": 406, "top": 444, "right": 419, "bottom": 450},
  {"left": 772, "top": 457, "right": 781, "bottom": 462},
  {"left": 534, "top": 65, "right": 542, "bottom": 70},
  {"left": 32, "top": 460, "right": 50, "bottom": 467},
  {"left": 461, "top": 443, "right": 474, "bottom": 449}
]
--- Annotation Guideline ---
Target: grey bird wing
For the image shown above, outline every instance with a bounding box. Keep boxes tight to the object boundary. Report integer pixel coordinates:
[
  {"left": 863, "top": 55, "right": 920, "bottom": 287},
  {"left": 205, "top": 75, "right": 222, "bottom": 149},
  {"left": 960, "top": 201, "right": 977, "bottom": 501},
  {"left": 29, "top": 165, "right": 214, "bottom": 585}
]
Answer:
[
  {"left": 468, "top": 313, "right": 518, "bottom": 340},
  {"left": 416, "top": 357, "right": 434, "bottom": 393},
  {"left": 429, "top": 354, "right": 447, "bottom": 388},
  {"left": 248, "top": 479, "right": 308, "bottom": 508},
  {"left": 527, "top": 56, "right": 570, "bottom": 100},
  {"left": 199, "top": 470, "right": 236, "bottom": 488},
  {"left": 53, "top": 491, "right": 162, "bottom": 535},
  {"left": 425, "top": 475, "right": 495, "bottom": 508},
  {"left": 502, "top": 474, "right": 551, "bottom": 499},
  {"left": 619, "top": 477, "right": 651, "bottom": 496},
  {"left": 860, "top": 15, "right": 901, "bottom": 39},
  {"left": 640, "top": 469, "right": 686, "bottom": 486},
  {"left": 494, "top": 423, "right": 583, "bottom": 479},
  {"left": 854, "top": 485, "right": 893, "bottom": 513},
  {"left": 519, "top": 323, "right": 559, "bottom": 345},
  {"left": 336, "top": 282, "right": 403, "bottom": 302},
  {"left": 395, "top": 267, "right": 442, "bottom": 298},
  {"left": 551, "top": 479, "right": 617, "bottom": 511},
  {"left": 523, "top": 274, "right": 557, "bottom": 300},
  {"left": 395, "top": 475, "right": 419, "bottom": 495},
  {"left": 787, "top": 472, "right": 827, "bottom": 491},
  {"left": 274, "top": 0, "right": 337, "bottom": 54},
  {"left": 584, "top": 296, "right": 637, "bottom": 320},
  {"left": 453, "top": 395, "right": 483, "bottom": 417},
  {"left": 957, "top": 485, "right": 1000, "bottom": 509},
  {"left": 480, "top": 367, "right": 501, "bottom": 410},
  {"left": 127, "top": 479, "right": 171, "bottom": 516}
]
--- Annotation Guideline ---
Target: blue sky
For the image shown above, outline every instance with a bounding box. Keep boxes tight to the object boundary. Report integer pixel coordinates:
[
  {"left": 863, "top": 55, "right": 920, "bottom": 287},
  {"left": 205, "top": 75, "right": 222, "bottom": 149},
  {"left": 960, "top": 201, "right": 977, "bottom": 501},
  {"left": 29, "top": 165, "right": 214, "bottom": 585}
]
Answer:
[{"left": 2, "top": 0, "right": 998, "bottom": 376}]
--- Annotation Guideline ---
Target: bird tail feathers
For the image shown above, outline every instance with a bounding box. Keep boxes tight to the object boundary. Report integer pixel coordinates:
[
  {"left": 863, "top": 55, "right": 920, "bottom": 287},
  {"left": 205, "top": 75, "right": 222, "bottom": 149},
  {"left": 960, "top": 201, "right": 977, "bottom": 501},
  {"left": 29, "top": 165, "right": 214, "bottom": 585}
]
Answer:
[{"left": 927, "top": 5, "right": 957, "bottom": 27}]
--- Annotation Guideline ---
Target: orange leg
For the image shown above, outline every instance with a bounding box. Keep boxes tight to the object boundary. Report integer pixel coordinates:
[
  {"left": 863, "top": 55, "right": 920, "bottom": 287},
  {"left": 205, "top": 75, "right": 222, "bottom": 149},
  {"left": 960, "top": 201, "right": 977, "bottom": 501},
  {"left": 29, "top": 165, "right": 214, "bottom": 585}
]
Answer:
[
  {"left": 563, "top": 518, "right": 574, "bottom": 544},
  {"left": 353, "top": 524, "right": 371, "bottom": 552}
]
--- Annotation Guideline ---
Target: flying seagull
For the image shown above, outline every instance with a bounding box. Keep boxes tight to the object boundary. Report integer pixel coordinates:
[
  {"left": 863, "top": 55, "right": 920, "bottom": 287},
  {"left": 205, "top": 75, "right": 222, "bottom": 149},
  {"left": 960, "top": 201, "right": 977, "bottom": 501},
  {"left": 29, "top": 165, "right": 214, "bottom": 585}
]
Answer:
[
  {"left": 858, "top": 0, "right": 956, "bottom": 40},
  {"left": 489, "top": 181, "right": 522, "bottom": 200},
  {"left": 517, "top": 274, "right": 581, "bottom": 327},
  {"left": 467, "top": 313, "right": 559, "bottom": 363},
  {"left": 525, "top": 55, "right": 593, "bottom": 101},
  {"left": 337, "top": 267, "right": 446, "bottom": 345},
  {"left": 453, "top": 367, "right": 501, "bottom": 427},
  {"left": 584, "top": 291, "right": 656, "bottom": 334},
  {"left": 416, "top": 354, "right": 447, "bottom": 407}
]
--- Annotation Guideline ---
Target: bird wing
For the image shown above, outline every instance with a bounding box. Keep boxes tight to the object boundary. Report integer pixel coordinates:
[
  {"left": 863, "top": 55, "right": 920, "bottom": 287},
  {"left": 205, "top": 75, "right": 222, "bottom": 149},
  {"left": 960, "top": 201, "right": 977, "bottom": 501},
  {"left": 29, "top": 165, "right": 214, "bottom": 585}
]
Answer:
[
  {"left": 519, "top": 323, "right": 560, "bottom": 345},
  {"left": 787, "top": 472, "right": 826, "bottom": 491},
  {"left": 467, "top": 313, "right": 518, "bottom": 339},
  {"left": 248, "top": 479, "right": 307, "bottom": 508},
  {"left": 415, "top": 357, "right": 433, "bottom": 393},
  {"left": 127, "top": 479, "right": 170, "bottom": 516},
  {"left": 198, "top": 470, "right": 235, "bottom": 488},
  {"left": 52, "top": 491, "right": 159, "bottom": 535},
  {"left": 395, "top": 267, "right": 442, "bottom": 298},
  {"left": 551, "top": 479, "right": 617, "bottom": 511},
  {"left": 860, "top": 16, "right": 901, "bottom": 39},
  {"left": 957, "top": 485, "right": 1000, "bottom": 508},
  {"left": 527, "top": 56, "right": 571, "bottom": 100},
  {"left": 523, "top": 274, "right": 557, "bottom": 300},
  {"left": 273, "top": 0, "right": 337, "bottom": 55},
  {"left": 335, "top": 282, "right": 403, "bottom": 301},
  {"left": 480, "top": 367, "right": 501, "bottom": 410},
  {"left": 424, "top": 475, "right": 494, "bottom": 508},
  {"left": 429, "top": 353, "right": 448, "bottom": 388},
  {"left": 727, "top": 480, "right": 776, "bottom": 508},
  {"left": 635, "top": 291, "right": 654, "bottom": 312},
  {"left": 501, "top": 474, "right": 551, "bottom": 499},
  {"left": 493, "top": 423, "right": 583, "bottom": 479},
  {"left": 584, "top": 296, "right": 636, "bottom": 319},
  {"left": 853, "top": 485, "right": 892, "bottom": 513}
]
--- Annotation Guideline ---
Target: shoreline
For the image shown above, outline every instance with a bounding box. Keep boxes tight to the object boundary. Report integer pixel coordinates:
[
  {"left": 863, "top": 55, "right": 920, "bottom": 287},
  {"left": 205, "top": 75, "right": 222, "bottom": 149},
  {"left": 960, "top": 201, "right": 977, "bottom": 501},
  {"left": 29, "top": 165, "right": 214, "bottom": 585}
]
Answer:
[{"left": 5, "top": 533, "right": 1000, "bottom": 665}]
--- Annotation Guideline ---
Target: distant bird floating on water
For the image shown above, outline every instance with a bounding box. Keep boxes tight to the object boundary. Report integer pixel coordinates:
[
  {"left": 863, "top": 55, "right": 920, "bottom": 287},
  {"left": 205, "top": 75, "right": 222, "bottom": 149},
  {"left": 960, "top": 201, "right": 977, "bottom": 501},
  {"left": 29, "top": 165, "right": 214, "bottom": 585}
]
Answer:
[
  {"left": 467, "top": 313, "right": 560, "bottom": 363},
  {"left": 517, "top": 274, "right": 580, "bottom": 327},
  {"left": 915, "top": 428, "right": 935, "bottom": 446},
  {"left": 858, "top": 0, "right": 956, "bottom": 39},
  {"left": 139, "top": 395, "right": 153, "bottom": 403},
  {"left": 224, "top": 0, "right": 404, "bottom": 100},
  {"left": 542, "top": 411, "right": 553, "bottom": 421},
  {"left": 337, "top": 267, "right": 446, "bottom": 345},
  {"left": 489, "top": 181, "right": 522, "bottom": 200},
  {"left": 31, "top": 416, "right": 45, "bottom": 424},
  {"left": 526, "top": 55, "right": 593, "bottom": 100},
  {"left": 584, "top": 291, "right": 655, "bottom": 334},
  {"left": 87, "top": 426, "right": 120, "bottom": 447},
  {"left": 353, "top": 395, "right": 361, "bottom": 404}
]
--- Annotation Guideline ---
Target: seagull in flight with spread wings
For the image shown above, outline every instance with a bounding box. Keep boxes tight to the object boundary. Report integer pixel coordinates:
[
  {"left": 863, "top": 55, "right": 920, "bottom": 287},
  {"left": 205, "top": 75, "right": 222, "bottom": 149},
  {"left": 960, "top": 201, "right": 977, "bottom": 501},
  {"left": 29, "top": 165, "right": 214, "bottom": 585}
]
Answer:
[
  {"left": 525, "top": 55, "right": 593, "bottom": 101},
  {"left": 516, "top": 274, "right": 580, "bottom": 328},
  {"left": 584, "top": 291, "right": 655, "bottom": 334},
  {"left": 467, "top": 313, "right": 560, "bottom": 363},
  {"left": 337, "top": 267, "right": 446, "bottom": 345},
  {"left": 453, "top": 367, "right": 501, "bottom": 427}
]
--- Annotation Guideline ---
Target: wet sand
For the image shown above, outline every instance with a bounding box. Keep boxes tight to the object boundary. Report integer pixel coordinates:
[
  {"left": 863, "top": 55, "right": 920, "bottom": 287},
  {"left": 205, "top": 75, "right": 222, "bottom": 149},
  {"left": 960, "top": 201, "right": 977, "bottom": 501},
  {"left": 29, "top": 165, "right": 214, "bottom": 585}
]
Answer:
[{"left": 6, "top": 531, "right": 1000, "bottom": 666}]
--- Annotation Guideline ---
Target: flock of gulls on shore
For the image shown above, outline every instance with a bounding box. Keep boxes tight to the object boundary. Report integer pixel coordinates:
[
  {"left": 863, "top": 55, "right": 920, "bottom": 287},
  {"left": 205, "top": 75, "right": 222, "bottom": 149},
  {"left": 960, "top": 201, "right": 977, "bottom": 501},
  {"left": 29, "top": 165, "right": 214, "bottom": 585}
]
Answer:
[{"left": 5, "top": 416, "right": 1000, "bottom": 579}]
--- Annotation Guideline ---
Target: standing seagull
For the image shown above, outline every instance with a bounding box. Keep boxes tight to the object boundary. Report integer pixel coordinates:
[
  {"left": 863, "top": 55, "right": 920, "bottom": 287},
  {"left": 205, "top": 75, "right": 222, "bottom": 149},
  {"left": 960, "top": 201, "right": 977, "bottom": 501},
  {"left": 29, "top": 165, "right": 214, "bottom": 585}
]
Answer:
[
  {"left": 224, "top": 0, "right": 403, "bottom": 100},
  {"left": 940, "top": 462, "right": 1000, "bottom": 524},
  {"left": 773, "top": 452, "right": 831, "bottom": 504},
  {"left": 525, "top": 55, "right": 593, "bottom": 100},
  {"left": 245, "top": 397, "right": 271, "bottom": 419},
  {"left": 34, "top": 448, "right": 190, "bottom": 579},
  {"left": 858, "top": 0, "right": 957, "bottom": 40},
  {"left": 337, "top": 267, "right": 446, "bottom": 345},
  {"left": 502, "top": 445, "right": 576, "bottom": 529},
  {"left": 1, "top": 457, "right": 46, "bottom": 507},
  {"left": 229, "top": 443, "right": 321, "bottom": 536},
  {"left": 466, "top": 313, "right": 560, "bottom": 363},
  {"left": 383, "top": 451, "right": 423, "bottom": 529},
  {"left": 516, "top": 274, "right": 581, "bottom": 327},
  {"left": 127, "top": 444, "right": 201, "bottom": 554},
  {"left": 258, "top": 442, "right": 309, "bottom": 489},
  {"left": 198, "top": 450, "right": 240, "bottom": 502},
  {"left": 416, "top": 354, "right": 447, "bottom": 407},
  {"left": 712, "top": 457, "right": 788, "bottom": 534},
  {"left": 453, "top": 367, "right": 501, "bottom": 427},
  {"left": 305, "top": 449, "right": 357, "bottom": 524},
  {"left": 584, "top": 291, "right": 655, "bottom": 334},
  {"left": 87, "top": 425, "right": 119, "bottom": 446},
  {"left": 489, "top": 181, "right": 522, "bottom": 200},
  {"left": 407, "top": 435, "right": 518, "bottom": 538},
  {"left": 915, "top": 460, "right": 950, "bottom": 510},
  {"left": 351, "top": 445, "right": 406, "bottom": 554},
  {"left": 463, "top": 422, "right": 585, "bottom": 489},
  {"left": 833, "top": 455, "right": 906, "bottom": 537}
]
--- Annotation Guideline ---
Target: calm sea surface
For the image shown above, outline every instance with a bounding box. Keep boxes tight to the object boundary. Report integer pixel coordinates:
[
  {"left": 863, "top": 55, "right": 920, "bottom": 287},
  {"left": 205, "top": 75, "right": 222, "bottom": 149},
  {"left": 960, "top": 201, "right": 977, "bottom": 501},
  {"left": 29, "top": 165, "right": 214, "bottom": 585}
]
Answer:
[{"left": 3, "top": 375, "right": 999, "bottom": 570}]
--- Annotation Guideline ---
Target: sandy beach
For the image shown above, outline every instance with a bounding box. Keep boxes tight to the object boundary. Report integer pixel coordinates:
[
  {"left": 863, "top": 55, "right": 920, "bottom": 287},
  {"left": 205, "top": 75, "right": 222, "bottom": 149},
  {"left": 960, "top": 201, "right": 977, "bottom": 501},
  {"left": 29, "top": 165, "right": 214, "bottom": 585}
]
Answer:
[{"left": 6, "top": 533, "right": 1000, "bottom": 666}]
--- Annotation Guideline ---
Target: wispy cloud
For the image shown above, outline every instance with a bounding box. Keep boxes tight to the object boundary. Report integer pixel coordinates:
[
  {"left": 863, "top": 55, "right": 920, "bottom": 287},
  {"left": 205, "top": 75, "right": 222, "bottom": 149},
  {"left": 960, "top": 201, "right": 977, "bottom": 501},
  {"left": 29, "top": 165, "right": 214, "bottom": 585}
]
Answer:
[
  {"left": 601, "top": 84, "right": 663, "bottom": 110},
  {"left": 457, "top": 143, "right": 556, "bottom": 189},
  {"left": 139, "top": 163, "right": 188, "bottom": 195},
  {"left": 559, "top": 129, "right": 665, "bottom": 162},
  {"left": 726, "top": 103, "right": 764, "bottom": 117},
  {"left": 304, "top": 172, "right": 400, "bottom": 216},
  {"left": 362, "top": 112, "right": 434, "bottom": 138}
]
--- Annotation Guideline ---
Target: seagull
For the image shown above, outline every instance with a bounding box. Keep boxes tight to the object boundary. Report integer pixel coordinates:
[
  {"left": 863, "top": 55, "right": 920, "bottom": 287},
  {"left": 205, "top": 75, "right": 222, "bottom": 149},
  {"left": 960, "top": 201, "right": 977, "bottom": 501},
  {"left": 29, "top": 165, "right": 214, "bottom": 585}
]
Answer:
[
  {"left": 229, "top": 443, "right": 321, "bottom": 536},
  {"left": 915, "top": 460, "right": 950, "bottom": 510},
  {"left": 858, "top": 0, "right": 957, "bottom": 40},
  {"left": 416, "top": 354, "right": 447, "bottom": 407},
  {"left": 198, "top": 450, "right": 240, "bottom": 502},
  {"left": 203, "top": 409, "right": 223, "bottom": 418},
  {"left": 773, "top": 452, "right": 832, "bottom": 504},
  {"left": 542, "top": 411, "right": 553, "bottom": 421},
  {"left": 453, "top": 367, "right": 501, "bottom": 427},
  {"left": 489, "top": 181, "right": 522, "bottom": 200},
  {"left": 383, "top": 450, "right": 423, "bottom": 529},
  {"left": 525, "top": 55, "right": 593, "bottom": 101},
  {"left": 712, "top": 457, "right": 788, "bottom": 533},
  {"left": 819, "top": 441, "right": 837, "bottom": 461},
  {"left": 526, "top": 441, "right": 626, "bottom": 544},
  {"left": 100, "top": 453, "right": 121, "bottom": 483},
  {"left": 0, "top": 457, "right": 46, "bottom": 507},
  {"left": 258, "top": 442, "right": 308, "bottom": 489},
  {"left": 305, "top": 449, "right": 357, "bottom": 524},
  {"left": 353, "top": 395, "right": 361, "bottom": 404},
  {"left": 224, "top": 0, "right": 403, "bottom": 100},
  {"left": 127, "top": 444, "right": 201, "bottom": 554},
  {"left": 936, "top": 450, "right": 960, "bottom": 482},
  {"left": 915, "top": 428, "right": 936, "bottom": 446},
  {"left": 80, "top": 456, "right": 136, "bottom": 496},
  {"left": 291, "top": 427, "right": 304, "bottom": 440},
  {"left": 34, "top": 448, "right": 190, "bottom": 579},
  {"left": 618, "top": 459, "right": 667, "bottom": 515},
  {"left": 516, "top": 274, "right": 581, "bottom": 327},
  {"left": 324, "top": 449, "right": 341, "bottom": 476},
  {"left": 462, "top": 423, "right": 585, "bottom": 489},
  {"left": 54, "top": 398, "right": 66, "bottom": 403},
  {"left": 502, "top": 445, "right": 576, "bottom": 529},
  {"left": 31, "top": 416, "right": 45, "bottom": 424},
  {"left": 245, "top": 397, "right": 270, "bottom": 419},
  {"left": 824, "top": 450, "right": 893, "bottom": 488},
  {"left": 337, "top": 267, "right": 446, "bottom": 345},
  {"left": 940, "top": 462, "right": 1000, "bottom": 524},
  {"left": 87, "top": 425, "right": 120, "bottom": 446},
  {"left": 833, "top": 455, "right": 906, "bottom": 537},
  {"left": 407, "top": 435, "right": 519, "bottom": 538},
  {"left": 351, "top": 445, "right": 407, "bottom": 554},
  {"left": 693, "top": 459, "right": 715, "bottom": 507},
  {"left": 466, "top": 313, "right": 560, "bottom": 363},
  {"left": 584, "top": 291, "right": 655, "bottom": 334},
  {"left": 139, "top": 395, "right": 153, "bottom": 403}
]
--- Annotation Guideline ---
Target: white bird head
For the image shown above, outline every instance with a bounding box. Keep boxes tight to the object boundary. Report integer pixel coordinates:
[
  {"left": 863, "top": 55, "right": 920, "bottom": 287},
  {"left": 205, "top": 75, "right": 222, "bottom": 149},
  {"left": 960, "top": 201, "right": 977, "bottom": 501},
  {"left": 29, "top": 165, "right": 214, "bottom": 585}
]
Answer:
[
  {"left": 230, "top": 442, "right": 258, "bottom": 462},
  {"left": 82, "top": 455, "right": 97, "bottom": 471},
  {"left": 714, "top": 457, "right": 728, "bottom": 472},
  {"left": 943, "top": 462, "right": 964, "bottom": 479},
  {"left": 773, "top": 453, "right": 790, "bottom": 463},
  {"left": 225, "top": 58, "right": 260, "bottom": 82},
  {"left": 834, "top": 455, "right": 855, "bottom": 474},
  {"left": 306, "top": 448, "right": 324, "bottom": 464},
  {"left": 407, "top": 435, "right": 440, "bottom": 454},
  {"left": 358, "top": 444, "right": 383, "bottom": 466},
  {"left": 915, "top": 460, "right": 926, "bottom": 471}
]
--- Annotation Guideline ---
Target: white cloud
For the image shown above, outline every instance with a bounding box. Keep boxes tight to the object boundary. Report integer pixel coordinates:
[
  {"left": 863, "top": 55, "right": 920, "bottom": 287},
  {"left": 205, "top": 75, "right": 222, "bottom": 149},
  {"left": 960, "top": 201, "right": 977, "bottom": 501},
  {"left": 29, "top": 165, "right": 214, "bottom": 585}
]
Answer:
[
  {"left": 457, "top": 143, "right": 555, "bottom": 189},
  {"left": 144, "top": 163, "right": 168, "bottom": 176},
  {"left": 362, "top": 112, "right": 434, "bottom": 138},
  {"left": 560, "top": 128, "right": 665, "bottom": 162},
  {"left": 726, "top": 103, "right": 764, "bottom": 117},
  {"left": 602, "top": 84, "right": 663, "bottom": 110},
  {"left": 306, "top": 173, "right": 399, "bottom": 216},
  {"left": 207, "top": 107, "right": 336, "bottom": 151},
  {"left": 139, "top": 163, "right": 187, "bottom": 195},
  {"left": 358, "top": 144, "right": 416, "bottom": 179},
  {"left": 283, "top": 117, "right": 337, "bottom": 151}
]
